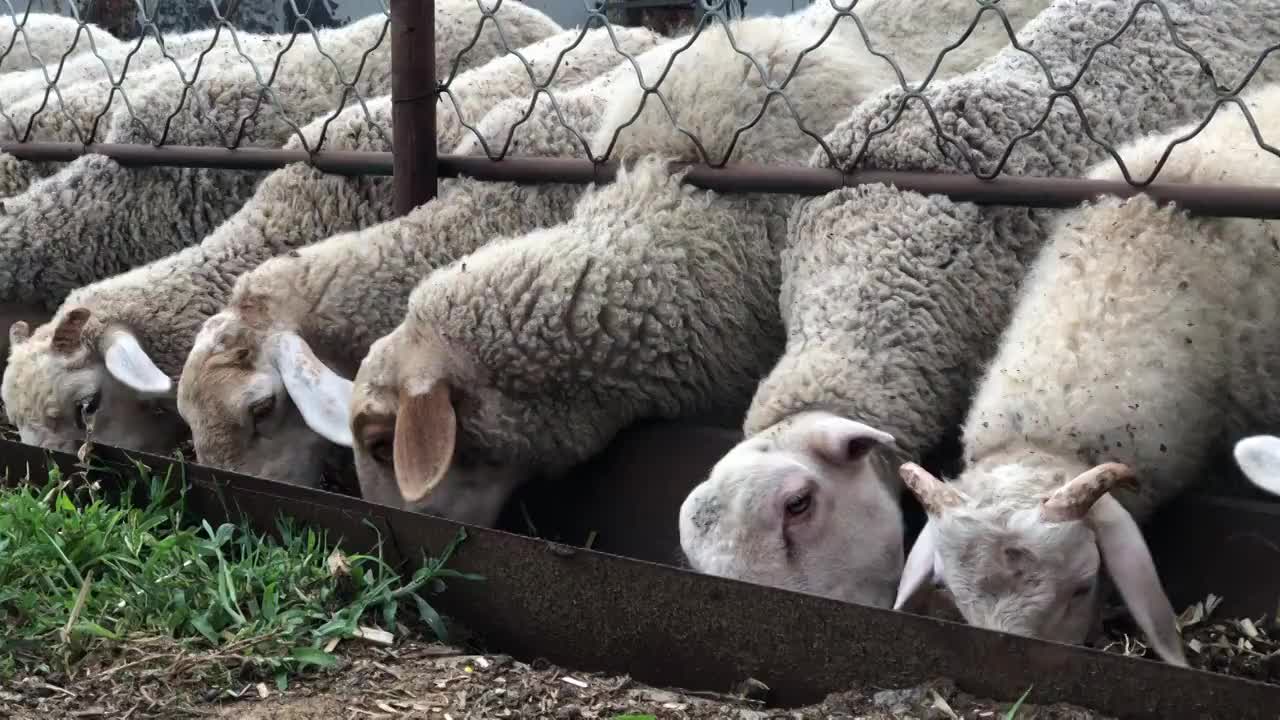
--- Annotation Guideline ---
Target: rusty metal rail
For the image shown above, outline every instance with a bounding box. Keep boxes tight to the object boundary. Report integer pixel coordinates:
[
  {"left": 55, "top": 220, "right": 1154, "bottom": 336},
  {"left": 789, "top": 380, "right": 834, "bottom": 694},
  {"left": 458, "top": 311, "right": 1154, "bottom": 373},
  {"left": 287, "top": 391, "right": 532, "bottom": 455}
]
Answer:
[
  {"left": 6, "top": 140, "right": 1280, "bottom": 219},
  {"left": 3, "top": 432, "right": 1280, "bottom": 719}
]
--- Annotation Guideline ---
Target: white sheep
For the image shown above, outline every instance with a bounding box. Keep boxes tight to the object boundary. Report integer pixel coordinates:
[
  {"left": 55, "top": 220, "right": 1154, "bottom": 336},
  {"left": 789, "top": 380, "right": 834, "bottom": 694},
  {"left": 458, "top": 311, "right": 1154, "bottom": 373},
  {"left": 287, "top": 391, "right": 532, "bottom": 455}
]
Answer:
[
  {"left": 0, "top": 1, "right": 560, "bottom": 314},
  {"left": 168, "top": 26, "right": 663, "bottom": 486},
  {"left": 1234, "top": 435, "right": 1280, "bottom": 496},
  {"left": 0, "top": 24, "right": 256, "bottom": 108},
  {"left": 0, "top": 1, "right": 561, "bottom": 455},
  {"left": 0, "top": 13, "right": 120, "bottom": 74},
  {"left": 0, "top": 28, "right": 293, "bottom": 198},
  {"left": 342, "top": 0, "right": 1046, "bottom": 528},
  {"left": 677, "top": 0, "right": 1280, "bottom": 613},
  {"left": 895, "top": 80, "right": 1280, "bottom": 667}
]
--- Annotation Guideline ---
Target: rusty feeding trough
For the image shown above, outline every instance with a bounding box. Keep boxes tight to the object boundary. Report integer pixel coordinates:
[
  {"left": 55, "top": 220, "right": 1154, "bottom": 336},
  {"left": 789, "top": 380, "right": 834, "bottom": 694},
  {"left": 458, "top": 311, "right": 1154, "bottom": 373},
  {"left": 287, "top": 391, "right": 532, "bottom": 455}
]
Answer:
[{"left": 3, "top": 420, "right": 1280, "bottom": 719}]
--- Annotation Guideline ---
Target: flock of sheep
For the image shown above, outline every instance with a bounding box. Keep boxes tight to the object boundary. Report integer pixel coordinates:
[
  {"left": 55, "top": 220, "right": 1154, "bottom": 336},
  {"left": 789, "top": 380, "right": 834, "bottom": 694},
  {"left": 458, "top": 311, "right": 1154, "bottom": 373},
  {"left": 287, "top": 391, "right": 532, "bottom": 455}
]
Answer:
[{"left": 3, "top": 0, "right": 1280, "bottom": 673}]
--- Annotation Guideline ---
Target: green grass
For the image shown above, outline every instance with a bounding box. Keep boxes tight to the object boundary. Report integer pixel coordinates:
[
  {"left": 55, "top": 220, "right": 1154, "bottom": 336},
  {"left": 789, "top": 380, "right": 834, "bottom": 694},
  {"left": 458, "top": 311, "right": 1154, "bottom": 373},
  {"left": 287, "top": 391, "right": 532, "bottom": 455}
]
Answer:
[
  {"left": 0, "top": 460, "right": 481, "bottom": 691},
  {"left": 1004, "top": 685, "right": 1033, "bottom": 719}
]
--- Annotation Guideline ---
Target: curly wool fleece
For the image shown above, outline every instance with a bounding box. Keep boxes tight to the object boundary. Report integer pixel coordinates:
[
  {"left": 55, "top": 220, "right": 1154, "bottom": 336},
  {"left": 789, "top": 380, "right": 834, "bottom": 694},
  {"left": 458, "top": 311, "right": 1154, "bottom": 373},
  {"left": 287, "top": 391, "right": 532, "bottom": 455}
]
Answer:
[{"left": 745, "top": 0, "right": 1280, "bottom": 463}]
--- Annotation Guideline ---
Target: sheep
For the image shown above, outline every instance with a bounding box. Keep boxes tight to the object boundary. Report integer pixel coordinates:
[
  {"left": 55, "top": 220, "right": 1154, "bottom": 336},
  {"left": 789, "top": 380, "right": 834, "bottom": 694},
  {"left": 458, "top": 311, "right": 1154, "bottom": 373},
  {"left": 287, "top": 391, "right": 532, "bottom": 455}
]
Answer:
[
  {"left": 593, "top": 0, "right": 1052, "bottom": 167},
  {"left": 0, "top": 24, "right": 256, "bottom": 107},
  {"left": 168, "top": 25, "right": 665, "bottom": 486},
  {"left": 0, "top": 1, "right": 561, "bottom": 455},
  {"left": 0, "top": 28, "right": 293, "bottom": 199},
  {"left": 0, "top": 1, "right": 559, "bottom": 314},
  {"left": 1234, "top": 435, "right": 1280, "bottom": 496},
  {"left": 0, "top": 13, "right": 120, "bottom": 74},
  {"left": 894, "top": 79, "right": 1280, "bottom": 667},
  {"left": 676, "top": 0, "right": 1280, "bottom": 613},
  {"left": 343, "top": 0, "right": 1052, "bottom": 528}
]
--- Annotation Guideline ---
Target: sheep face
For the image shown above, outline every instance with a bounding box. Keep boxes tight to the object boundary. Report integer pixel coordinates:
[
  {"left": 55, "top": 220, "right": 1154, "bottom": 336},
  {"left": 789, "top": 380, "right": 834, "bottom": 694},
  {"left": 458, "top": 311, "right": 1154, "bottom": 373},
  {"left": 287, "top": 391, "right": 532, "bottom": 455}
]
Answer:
[
  {"left": 350, "top": 330, "right": 529, "bottom": 527},
  {"left": 895, "top": 462, "right": 1187, "bottom": 667},
  {"left": 676, "top": 411, "right": 903, "bottom": 607},
  {"left": 177, "top": 312, "right": 353, "bottom": 487},
  {"left": 1234, "top": 435, "right": 1280, "bottom": 497},
  {"left": 2, "top": 309, "right": 178, "bottom": 455}
]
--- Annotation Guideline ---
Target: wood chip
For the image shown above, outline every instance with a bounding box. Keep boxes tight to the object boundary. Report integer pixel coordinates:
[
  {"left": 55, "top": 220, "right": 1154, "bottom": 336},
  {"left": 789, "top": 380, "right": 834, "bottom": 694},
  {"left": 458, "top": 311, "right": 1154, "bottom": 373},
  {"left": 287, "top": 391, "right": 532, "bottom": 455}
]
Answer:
[
  {"left": 562, "top": 676, "right": 588, "bottom": 689},
  {"left": 373, "top": 661, "right": 404, "bottom": 680},
  {"left": 475, "top": 656, "right": 491, "bottom": 669},
  {"left": 325, "top": 637, "right": 341, "bottom": 653},
  {"left": 930, "top": 690, "right": 961, "bottom": 720},
  {"left": 354, "top": 626, "right": 395, "bottom": 646},
  {"left": 375, "top": 701, "right": 399, "bottom": 714},
  {"left": 327, "top": 549, "right": 352, "bottom": 577},
  {"left": 42, "top": 683, "right": 77, "bottom": 698},
  {"left": 1241, "top": 618, "right": 1260, "bottom": 639},
  {"left": 255, "top": 683, "right": 269, "bottom": 699}
]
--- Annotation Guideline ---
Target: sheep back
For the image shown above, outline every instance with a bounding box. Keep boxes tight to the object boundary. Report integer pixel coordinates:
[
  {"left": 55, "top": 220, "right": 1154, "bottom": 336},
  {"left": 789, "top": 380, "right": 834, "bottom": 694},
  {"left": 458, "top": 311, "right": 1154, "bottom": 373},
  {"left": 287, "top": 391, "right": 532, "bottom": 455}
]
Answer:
[{"left": 744, "top": 0, "right": 1280, "bottom": 456}]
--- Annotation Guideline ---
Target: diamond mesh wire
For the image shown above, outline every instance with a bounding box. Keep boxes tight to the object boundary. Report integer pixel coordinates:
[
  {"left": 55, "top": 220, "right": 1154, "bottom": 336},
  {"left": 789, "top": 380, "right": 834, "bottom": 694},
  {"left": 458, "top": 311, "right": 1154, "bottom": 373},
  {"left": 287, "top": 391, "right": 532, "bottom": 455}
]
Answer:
[
  {"left": 0, "top": 0, "right": 1277, "bottom": 214},
  {"left": 0, "top": 0, "right": 391, "bottom": 153}
]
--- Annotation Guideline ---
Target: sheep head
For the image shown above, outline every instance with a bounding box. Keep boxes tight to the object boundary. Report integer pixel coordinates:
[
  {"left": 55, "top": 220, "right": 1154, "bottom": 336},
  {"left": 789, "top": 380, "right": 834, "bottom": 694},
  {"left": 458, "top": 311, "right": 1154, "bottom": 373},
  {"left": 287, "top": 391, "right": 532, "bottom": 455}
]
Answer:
[
  {"left": 1, "top": 307, "right": 177, "bottom": 454},
  {"left": 1233, "top": 435, "right": 1280, "bottom": 497},
  {"left": 350, "top": 326, "right": 529, "bottom": 528},
  {"left": 176, "top": 309, "right": 353, "bottom": 487},
  {"left": 895, "top": 461, "right": 1187, "bottom": 667},
  {"left": 676, "top": 411, "right": 904, "bottom": 608}
]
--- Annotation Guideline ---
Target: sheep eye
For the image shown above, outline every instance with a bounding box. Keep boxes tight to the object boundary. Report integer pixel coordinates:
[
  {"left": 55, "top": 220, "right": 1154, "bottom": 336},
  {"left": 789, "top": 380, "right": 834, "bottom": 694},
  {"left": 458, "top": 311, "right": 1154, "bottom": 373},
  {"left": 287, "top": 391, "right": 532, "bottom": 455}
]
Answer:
[
  {"left": 249, "top": 396, "right": 276, "bottom": 425},
  {"left": 784, "top": 492, "right": 812, "bottom": 517},
  {"left": 75, "top": 391, "right": 101, "bottom": 430}
]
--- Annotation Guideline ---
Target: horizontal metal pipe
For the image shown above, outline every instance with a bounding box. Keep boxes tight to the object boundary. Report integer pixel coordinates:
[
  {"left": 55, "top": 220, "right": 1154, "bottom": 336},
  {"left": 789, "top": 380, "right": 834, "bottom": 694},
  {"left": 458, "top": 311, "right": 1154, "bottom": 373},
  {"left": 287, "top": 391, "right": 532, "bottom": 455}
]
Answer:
[
  {"left": 4, "top": 141, "right": 1280, "bottom": 218},
  {"left": 0, "top": 141, "right": 395, "bottom": 175},
  {"left": 442, "top": 156, "right": 1280, "bottom": 218}
]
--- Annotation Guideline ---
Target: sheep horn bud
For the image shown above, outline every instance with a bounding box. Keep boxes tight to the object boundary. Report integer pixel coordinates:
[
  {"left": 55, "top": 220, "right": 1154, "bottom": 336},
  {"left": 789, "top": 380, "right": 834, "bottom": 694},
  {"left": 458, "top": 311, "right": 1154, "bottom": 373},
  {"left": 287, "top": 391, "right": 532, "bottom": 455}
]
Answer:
[
  {"left": 1040, "top": 462, "right": 1139, "bottom": 523},
  {"left": 900, "top": 462, "right": 968, "bottom": 517}
]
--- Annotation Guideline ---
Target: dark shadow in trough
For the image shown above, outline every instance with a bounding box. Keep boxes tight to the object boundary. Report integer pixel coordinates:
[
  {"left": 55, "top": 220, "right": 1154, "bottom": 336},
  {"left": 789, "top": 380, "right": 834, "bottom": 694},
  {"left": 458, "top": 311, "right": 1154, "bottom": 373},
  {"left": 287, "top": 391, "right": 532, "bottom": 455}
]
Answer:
[{"left": 2, "top": 422, "right": 1280, "bottom": 719}]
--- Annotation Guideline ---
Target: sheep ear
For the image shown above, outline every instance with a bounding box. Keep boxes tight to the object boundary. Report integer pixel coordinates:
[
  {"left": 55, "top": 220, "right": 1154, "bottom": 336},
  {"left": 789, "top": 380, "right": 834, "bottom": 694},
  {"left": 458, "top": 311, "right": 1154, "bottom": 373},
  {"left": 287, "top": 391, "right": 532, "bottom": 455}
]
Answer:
[
  {"left": 8, "top": 320, "right": 29, "bottom": 347},
  {"left": 805, "top": 415, "right": 896, "bottom": 467},
  {"left": 1089, "top": 494, "right": 1187, "bottom": 667},
  {"left": 1234, "top": 435, "right": 1280, "bottom": 497},
  {"left": 393, "top": 381, "right": 456, "bottom": 504},
  {"left": 101, "top": 329, "right": 172, "bottom": 395},
  {"left": 899, "top": 462, "right": 968, "bottom": 517},
  {"left": 51, "top": 307, "right": 91, "bottom": 354},
  {"left": 894, "top": 519, "right": 942, "bottom": 611},
  {"left": 268, "top": 331, "right": 354, "bottom": 447},
  {"left": 1041, "top": 462, "right": 1138, "bottom": 523}
]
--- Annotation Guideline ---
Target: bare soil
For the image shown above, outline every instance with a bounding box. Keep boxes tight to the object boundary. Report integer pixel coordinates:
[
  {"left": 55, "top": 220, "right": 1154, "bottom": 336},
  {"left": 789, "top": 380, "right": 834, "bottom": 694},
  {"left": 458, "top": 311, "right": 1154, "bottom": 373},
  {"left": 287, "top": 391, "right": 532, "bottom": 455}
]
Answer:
[{"left": 0, "top": 638, "right": 1110, "bottom": 720}]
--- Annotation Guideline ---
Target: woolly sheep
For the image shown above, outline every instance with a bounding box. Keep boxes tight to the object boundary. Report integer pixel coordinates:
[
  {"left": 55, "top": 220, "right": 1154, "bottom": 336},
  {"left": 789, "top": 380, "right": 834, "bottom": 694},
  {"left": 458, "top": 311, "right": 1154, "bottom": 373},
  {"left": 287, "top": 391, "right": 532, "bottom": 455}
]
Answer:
[
  {"left": 0, "top": 1, "right": 559, "bottom": 455},
  {"left": 343, "top": 0, "right": 1046, "bottom": 528},
  {"left": 677, "top": 0, "right": 1280, "bottom": 612},
  {"left": 0, "top": 25, "right": 281, "bottom": 197},
  {"left": 0, "top": 25, "right": 255, "bottom": 108},
  {"left": 1234, "top": 435, "right": 1280, "bottom": 496},
  {"left": 169, "top": 25, "right": 664, "bottom": 486},
  {"left": 0, "top": 13, "right": 121, "bottom": 74},
  {"left": 895, "top": 80, "right": 1280, "bottom": 667},
  {"left": 593, "top": 0, "right": 1051, "bottom": 167},
  {"left": 0, "top": 28, "right": 294, "bottom": 198},
  {"left": 0, "top": 1, "right": 559, "bottom": 313}
]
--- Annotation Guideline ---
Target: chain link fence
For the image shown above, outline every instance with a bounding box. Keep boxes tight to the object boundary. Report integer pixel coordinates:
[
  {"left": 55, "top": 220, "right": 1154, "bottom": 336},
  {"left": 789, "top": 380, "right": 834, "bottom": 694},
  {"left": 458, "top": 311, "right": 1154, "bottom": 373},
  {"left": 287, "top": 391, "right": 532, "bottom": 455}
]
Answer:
[{"left": 0, "top": 0, "right": 1277, "bottom": 220}]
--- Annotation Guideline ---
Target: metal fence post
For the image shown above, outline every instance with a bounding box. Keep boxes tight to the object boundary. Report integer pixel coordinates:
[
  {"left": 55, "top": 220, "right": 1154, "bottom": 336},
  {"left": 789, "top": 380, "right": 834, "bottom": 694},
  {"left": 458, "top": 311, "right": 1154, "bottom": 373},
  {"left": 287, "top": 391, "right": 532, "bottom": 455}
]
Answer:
[{"left": 391, "top": 0, "right": 438, "bottom": 217}]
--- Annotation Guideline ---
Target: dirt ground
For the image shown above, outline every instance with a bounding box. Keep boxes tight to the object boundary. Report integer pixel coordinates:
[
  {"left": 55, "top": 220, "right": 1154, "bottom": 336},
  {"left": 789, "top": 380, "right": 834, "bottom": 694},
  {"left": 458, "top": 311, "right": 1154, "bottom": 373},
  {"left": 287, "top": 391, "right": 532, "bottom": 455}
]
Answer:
[{"left": 0, "top": 638, "right": 1111, "bottom": 720}]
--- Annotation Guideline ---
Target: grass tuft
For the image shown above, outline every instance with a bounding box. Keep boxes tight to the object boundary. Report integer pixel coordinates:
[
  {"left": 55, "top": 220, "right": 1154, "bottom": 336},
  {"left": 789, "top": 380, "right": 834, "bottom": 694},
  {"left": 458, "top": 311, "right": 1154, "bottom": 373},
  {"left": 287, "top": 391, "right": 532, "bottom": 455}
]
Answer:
[{"left": 0, "top": 461, "right": 480, "bottom": 691}]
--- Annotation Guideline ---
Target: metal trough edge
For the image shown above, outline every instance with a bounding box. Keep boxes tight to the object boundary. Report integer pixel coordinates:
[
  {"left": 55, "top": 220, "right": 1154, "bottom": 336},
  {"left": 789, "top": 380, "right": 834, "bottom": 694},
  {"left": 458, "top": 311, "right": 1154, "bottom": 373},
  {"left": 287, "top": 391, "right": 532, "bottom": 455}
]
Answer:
[{"left": 1, "top": 436, "right": 1277, "bottom": 719}]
